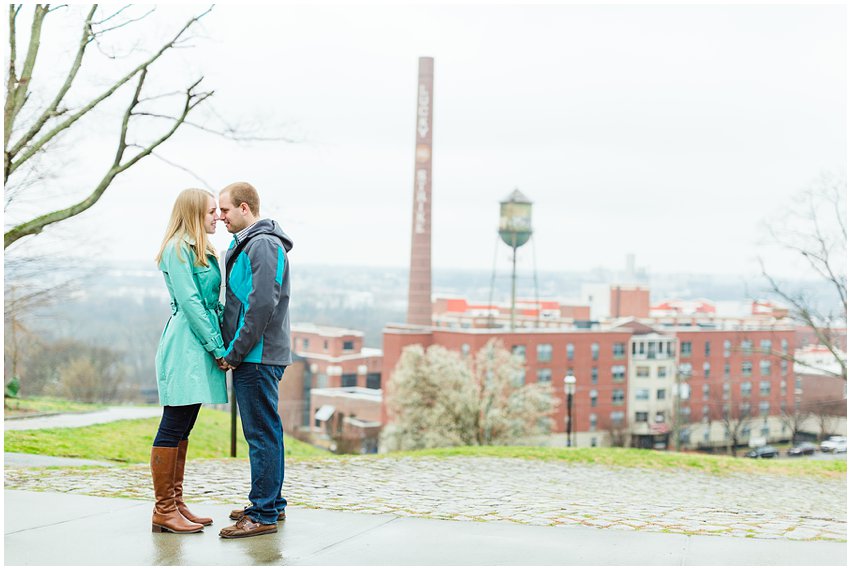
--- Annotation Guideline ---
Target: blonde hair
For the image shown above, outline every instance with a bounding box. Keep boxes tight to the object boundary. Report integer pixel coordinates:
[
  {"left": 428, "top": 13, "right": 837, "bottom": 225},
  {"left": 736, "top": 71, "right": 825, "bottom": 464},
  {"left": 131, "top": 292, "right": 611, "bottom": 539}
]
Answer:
[
  {"left": 155, "top": 188, "right": 217, "bottom": 267},
  {"left": 221, "top": 181, "right": 260, "bottom": 216}
]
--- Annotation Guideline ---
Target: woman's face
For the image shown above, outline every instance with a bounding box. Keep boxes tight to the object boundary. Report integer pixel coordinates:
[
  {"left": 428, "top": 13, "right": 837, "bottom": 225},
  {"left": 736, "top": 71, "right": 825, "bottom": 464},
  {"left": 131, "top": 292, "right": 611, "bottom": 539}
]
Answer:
[{"left": 204, "top": 196, "right": 218, "bottom": 234}]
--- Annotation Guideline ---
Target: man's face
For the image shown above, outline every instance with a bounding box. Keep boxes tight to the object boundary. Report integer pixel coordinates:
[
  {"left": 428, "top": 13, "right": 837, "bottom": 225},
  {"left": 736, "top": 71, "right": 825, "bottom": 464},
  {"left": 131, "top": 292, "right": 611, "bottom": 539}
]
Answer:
[{"left": 218, "top": 191, "right": 248, "bottom": 234}]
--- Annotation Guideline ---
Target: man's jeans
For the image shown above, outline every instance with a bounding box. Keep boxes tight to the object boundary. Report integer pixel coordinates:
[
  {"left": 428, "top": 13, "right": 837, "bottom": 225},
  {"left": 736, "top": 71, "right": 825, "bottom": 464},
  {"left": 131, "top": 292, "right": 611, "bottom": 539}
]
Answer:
[{"left": 234, "top": 363, "right": 287, "bottom": 525}]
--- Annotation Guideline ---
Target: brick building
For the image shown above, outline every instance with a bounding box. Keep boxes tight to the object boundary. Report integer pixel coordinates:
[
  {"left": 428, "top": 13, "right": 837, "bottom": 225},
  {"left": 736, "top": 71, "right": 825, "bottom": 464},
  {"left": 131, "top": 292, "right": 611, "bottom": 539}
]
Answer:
[
  {"left": 281, "top": 324, "right": 383, "bottom": 449},
  {"left": 381, "top": 320, "right": 798, "bottom": 450}
]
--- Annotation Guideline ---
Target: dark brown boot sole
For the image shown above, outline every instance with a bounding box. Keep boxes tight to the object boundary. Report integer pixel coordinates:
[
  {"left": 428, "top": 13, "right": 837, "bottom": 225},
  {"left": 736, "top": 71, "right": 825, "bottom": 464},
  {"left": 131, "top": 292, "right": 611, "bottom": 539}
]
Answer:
[{"left": 152, "top": 523, "right": 203, "bottom": 534}]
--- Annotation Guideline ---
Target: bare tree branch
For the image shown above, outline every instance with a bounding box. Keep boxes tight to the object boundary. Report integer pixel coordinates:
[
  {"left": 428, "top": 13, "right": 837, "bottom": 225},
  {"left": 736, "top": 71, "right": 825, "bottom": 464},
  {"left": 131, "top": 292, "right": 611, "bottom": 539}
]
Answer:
[
  {"left": 4, "top": 4, "right": 49, "bottom": 151},
  {"left": 7, "top": 5, "right": 97, "bottom": 164},
  {"left": 4, "top": 72, "right": 213, "bottom": 247},
  {"left": 149, "top": 151, "right": 214, "bottom": 191},
  {"left": 5, "top": 6, "right": 214, "bottom": 183}
]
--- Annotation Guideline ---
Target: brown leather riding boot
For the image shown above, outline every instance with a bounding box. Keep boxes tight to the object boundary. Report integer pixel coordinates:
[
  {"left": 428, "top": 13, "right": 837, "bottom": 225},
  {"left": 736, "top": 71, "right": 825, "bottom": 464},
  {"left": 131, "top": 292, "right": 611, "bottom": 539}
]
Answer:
[
  {"left": 150, "top": 446, "right": 203, "bottom": 534},
  {"left": 174, "top": 440, "right": 212, "bottom": 526}
]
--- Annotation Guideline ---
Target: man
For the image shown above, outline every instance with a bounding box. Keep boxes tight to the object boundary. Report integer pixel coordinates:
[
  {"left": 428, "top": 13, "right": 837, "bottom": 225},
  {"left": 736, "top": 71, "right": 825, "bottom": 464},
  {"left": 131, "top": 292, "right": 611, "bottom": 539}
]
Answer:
[{"left": 216, "top": 182, "right": 293, "bottom": 539}]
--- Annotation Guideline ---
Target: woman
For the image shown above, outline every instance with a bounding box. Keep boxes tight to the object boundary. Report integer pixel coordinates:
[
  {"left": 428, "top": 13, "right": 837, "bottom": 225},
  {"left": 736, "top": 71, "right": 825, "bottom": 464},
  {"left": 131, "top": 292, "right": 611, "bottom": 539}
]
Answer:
[{"left": 151, "top": 188, "right": 228, "bottom": 534}]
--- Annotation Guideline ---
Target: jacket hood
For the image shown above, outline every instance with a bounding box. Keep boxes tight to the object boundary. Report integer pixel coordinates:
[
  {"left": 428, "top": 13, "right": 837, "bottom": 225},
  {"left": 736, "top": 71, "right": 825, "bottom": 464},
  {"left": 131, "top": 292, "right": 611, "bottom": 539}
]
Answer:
[{"left": 239, "top": 219, "right": 293, "bottom": 252}]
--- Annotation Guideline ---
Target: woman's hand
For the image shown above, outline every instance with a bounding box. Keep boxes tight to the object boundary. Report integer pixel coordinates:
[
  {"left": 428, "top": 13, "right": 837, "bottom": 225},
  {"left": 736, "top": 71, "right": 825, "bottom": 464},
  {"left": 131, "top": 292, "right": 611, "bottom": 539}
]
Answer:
[{"left": 216, "top": 357, "right": 233, "bottom": 371}]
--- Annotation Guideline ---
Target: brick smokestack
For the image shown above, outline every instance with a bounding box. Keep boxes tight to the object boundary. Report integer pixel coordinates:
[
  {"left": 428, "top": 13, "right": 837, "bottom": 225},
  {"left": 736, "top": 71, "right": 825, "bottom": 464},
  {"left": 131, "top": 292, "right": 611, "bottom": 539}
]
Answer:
[{"left": 407, "top": 57, "right": 434, "bottom": 326}]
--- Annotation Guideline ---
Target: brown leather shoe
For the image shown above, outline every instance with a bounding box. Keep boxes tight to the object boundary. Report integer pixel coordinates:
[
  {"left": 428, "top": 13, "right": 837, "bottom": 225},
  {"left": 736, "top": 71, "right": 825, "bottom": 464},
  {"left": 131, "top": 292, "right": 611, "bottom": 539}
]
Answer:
[
  {"left": 219, "top": 515, "right": 277, "bottom": 539},
  {"left": 229, "top": 507, "right": 285, "bottom": 522},
  {"left": 174, "top": 440, "right": 212, "bottom": 526},
  {"left": 150, "top": 446, "right": 203, "bottom": 534}
]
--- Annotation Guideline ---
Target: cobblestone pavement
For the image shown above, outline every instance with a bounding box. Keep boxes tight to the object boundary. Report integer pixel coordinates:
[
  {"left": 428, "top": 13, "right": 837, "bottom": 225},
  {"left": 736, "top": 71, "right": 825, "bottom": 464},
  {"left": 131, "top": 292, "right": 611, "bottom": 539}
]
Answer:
[{"left": 5, "top": 456, "right": 846, "bottom": 542}]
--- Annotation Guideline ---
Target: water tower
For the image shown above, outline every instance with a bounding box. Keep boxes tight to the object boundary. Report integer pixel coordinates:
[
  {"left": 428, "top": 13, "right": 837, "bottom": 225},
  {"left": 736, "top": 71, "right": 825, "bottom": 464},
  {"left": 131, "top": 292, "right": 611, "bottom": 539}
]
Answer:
[{"left": 499, "top": 189, "right": 533, "bottom": 330}]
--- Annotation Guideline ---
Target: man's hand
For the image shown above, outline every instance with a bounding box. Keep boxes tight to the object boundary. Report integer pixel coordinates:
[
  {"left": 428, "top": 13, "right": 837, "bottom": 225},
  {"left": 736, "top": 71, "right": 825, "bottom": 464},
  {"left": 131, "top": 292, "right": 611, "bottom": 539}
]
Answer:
[{"left": 216, "top": 357, "right": 235, "bottom": 371}]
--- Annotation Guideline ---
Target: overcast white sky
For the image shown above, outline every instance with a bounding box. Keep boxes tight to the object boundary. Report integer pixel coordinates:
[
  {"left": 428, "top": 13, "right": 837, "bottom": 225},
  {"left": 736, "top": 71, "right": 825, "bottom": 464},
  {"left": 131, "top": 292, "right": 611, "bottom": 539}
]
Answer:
[{"left": 5, "top": 2, "right": 847, "bottom": 279}]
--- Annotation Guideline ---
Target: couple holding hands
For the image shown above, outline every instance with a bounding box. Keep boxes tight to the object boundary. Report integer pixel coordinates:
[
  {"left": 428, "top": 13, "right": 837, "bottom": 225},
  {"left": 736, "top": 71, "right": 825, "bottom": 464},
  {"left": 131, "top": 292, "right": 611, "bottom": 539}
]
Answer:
[{"left": 151, "top": 182, "right": 293, "bottom": 539}]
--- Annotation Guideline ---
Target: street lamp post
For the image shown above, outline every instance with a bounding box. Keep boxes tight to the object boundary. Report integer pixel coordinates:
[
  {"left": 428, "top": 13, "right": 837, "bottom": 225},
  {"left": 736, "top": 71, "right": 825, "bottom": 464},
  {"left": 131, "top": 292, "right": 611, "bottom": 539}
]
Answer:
[{"left": 564, "top": 374, "right": 577, "bottom": 447}]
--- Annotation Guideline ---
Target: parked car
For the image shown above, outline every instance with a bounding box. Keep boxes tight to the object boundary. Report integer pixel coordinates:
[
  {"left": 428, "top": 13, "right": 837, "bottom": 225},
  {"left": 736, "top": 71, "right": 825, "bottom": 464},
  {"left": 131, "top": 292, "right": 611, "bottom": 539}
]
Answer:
[
  {"left": 787, "top": 442, "right": 818, "bottom": 456},
  {"left": 746, "top": 445, "right": 779, "bottom": 458},
  {"left": 820, "top": 436, "right": 847, "bottom": 454}
]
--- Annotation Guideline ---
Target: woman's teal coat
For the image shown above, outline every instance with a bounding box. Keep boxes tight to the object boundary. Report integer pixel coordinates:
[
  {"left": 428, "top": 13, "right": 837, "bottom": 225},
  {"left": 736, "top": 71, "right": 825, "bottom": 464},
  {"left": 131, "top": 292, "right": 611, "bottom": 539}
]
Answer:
[{"left": 155, "top": 236, "right": 228, "bottom": 406}]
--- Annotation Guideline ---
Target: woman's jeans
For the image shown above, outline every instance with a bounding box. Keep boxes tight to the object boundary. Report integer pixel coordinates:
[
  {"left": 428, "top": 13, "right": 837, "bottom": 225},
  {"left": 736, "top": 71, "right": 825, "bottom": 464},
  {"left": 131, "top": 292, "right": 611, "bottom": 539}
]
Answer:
[
  {"left": 153, "top": 404, "right": 202, "bottom": 447},
  {"left": 234, "top": 363, "right": 287, "bottom": 525}
]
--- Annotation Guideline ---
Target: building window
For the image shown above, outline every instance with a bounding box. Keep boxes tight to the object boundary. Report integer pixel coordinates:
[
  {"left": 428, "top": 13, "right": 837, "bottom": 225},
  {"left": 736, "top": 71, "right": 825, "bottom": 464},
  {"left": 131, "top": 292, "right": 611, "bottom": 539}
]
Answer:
[
  {"left": 317, "top": 373, "right": 328, "bottom": 389},
  {"left": 654, "top": 411, "right": 665, "bottom": 423},
  {"left": 636, "top": 366, "right": 650, "bottom": 378},
  {"left": 679, "top": 406, "right": 691, "bottom": 419},
  {"left": 612, "top": 389, "right": 625, "bottom": 405},
  {"left": 461, "top": 343, "right": 470, "bottom": 356},
  {"left": 704, "top": 341, "right": 711, "bottom": 356},
  {"left": 741, "top": 339, "right": 753, "bottom": 355},
  {"left": 761, "top": 339, "right": 772, "bottom": 354},
  {"left": 635, "top": 411, "right": 649, "bottom": 422},
  {"left": 512, "top": 345, "right": 527, "bottom": 362},
  {"left": 724, "top": 362, "right": 730, "bottom": 377},
  {"left": 343, "top": 340, "right": 354, "bottom": 351},
  {"left": 323, "top": 340, "right": 328, "bottom": 350},
  {"left": 613, "top": 343, "right": 626, "bottom": 359},
  {"left": 739, "top": 403, "right": 751, "bottom": 418},
  {"left": 761, "top": 420, "right": 770, "bottom": 436},
  {"left": 759, "top": 401, "right": 770, "bottom": 416},
  {"left": 511, "top": 370, "right": 525, "bottom": 387},
  {"left": 781, "top": 360, "right": 788, "bottom": 376},
  {"left": 537, "top": 368, "right": 552, "bottom": 384},
  {"left": 781, "top": 339, "right": 788, "bottom": 355},
  {"left": 703, "top": 362, "right": 710, "bottom": 378},
  {"left": 760, "top": 360, "right": 770, "bottom": 376},
  {"left": 703, "top": 384, "right": 710, "bottom": 400},
  {"left": 742, "top": 361, "right": 752, "bottom": 376},
  {"left": 591, "top": 366, "right": 598, "bottom": 384},
  {"left": 537, "top": 343, "right": 553, "bottom": 363},
  {"left": 658, "top": 366, "right": 667, "bottom": 378},
  {"left": 636, "top": 388, "right": 650, "bottom": 401},
  {"left": 589, "top": 413, "right": 598, "bottom": 431},
  {"left": 702, "top": 405, "right": 710, "bottom": 422},
  {"left": 590, "top": 390, "right": 598, "bottom": 408},
  {"left": 679, "top": 363, "right": 693, "bottom": 377},
  {"left": 780, "top": 379, "right": 787, "bottom": 397},
  {"left": 314, "top": 409, "right": 321, "bottom": 428},
  {"left": 723, "top": 382, "right": 730, "bottom": 400},
  {"left": 302, "top": 338, "right": 309, "bottom": 350},
  {"left": 610, "top": 411, "right": 625, "bottom": 426},
  {"left": 681, "top": 341, "right": 692, "bottom": 357},
  {"left": 341, "top": 374, "right": 357, "bottom": 388},
  {"left": 566, "top": 343, "right": 575, "bottom": 360},
  {"left": 612, "top": 365, "right": 625, "bottom": 382},
  {"left": 657, "top": 388, "right": 666, "bottom": 400},
  {"left": 741, "top": 381, "right": 752, "bottom": 398},
  {"left": 591, "top": 343, "right": 599, "bottom": 361},
  {"left": 723, "top": 339, "right": 731, "bottom": 358},
  {"left": 367, "top": 373, "right": 381, "bottom": 389},
  {"left": 759, "top": 380, "right": 771, "bottom": 396}
]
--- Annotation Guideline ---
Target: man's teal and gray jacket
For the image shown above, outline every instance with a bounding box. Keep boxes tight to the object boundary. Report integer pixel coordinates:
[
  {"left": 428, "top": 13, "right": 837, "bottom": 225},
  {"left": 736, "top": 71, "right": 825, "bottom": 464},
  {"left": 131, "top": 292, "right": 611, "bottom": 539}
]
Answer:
[{"left": 222, "top": 219, "right": 293, "bottom": 367}]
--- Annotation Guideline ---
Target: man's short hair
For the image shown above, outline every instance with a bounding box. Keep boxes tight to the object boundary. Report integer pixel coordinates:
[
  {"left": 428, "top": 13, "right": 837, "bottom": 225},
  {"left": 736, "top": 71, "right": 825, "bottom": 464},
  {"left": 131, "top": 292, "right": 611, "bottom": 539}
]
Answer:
[{"left": 221, "top": 182, "right": 260, "bottom": 216}]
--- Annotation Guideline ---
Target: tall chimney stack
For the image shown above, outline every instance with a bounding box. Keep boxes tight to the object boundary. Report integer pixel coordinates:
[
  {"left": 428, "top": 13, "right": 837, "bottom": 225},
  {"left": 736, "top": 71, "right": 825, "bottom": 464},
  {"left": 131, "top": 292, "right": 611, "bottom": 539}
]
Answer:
[{"left": 407, "top": 57, "right": 434, "bottom": 326}]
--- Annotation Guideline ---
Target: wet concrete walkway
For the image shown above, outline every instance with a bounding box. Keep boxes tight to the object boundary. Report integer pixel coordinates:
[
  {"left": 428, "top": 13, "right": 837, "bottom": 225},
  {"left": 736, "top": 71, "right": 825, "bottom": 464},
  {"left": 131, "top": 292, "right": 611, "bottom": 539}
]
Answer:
[
  {"left": 4, "top": 406, "right": 161, "bottom": 431},
  {"left": 4, "top": 490, "right": 846, "bottom": 565}
]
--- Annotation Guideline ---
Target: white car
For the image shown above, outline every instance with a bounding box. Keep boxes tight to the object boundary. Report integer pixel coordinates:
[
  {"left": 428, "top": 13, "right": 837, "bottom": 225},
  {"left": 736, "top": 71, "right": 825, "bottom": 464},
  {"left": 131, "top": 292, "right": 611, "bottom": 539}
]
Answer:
[{"left": 820, "top": 436, "right": 847, "bottom": 453}]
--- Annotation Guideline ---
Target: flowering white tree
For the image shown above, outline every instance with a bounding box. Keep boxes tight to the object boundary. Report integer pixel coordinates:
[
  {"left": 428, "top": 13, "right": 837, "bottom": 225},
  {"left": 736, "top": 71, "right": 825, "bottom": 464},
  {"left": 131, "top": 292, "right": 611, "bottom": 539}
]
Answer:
[{"left": 382, "top": 339, "right": 557, "bottom": 451}]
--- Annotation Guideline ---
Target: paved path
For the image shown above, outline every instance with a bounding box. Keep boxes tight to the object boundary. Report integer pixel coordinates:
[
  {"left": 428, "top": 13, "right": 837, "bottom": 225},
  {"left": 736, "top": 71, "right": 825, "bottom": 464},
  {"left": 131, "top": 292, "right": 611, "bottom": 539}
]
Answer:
[
  {"left": 4, "top": 406, "right": 161, "bottom": 431},
  {"left": 5, "top": 455, "right": 845, "bottom": 542},
  {"left": 4, "top": 490, "right": 846, "bottom": 565}
]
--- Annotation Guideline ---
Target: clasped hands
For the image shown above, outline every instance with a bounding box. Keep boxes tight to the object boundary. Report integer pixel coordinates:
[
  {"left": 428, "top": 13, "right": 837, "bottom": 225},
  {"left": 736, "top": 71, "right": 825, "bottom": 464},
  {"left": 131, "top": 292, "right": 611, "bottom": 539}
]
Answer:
[{"left": 216, "top": 357, "right": 235, "bottom": 371}]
